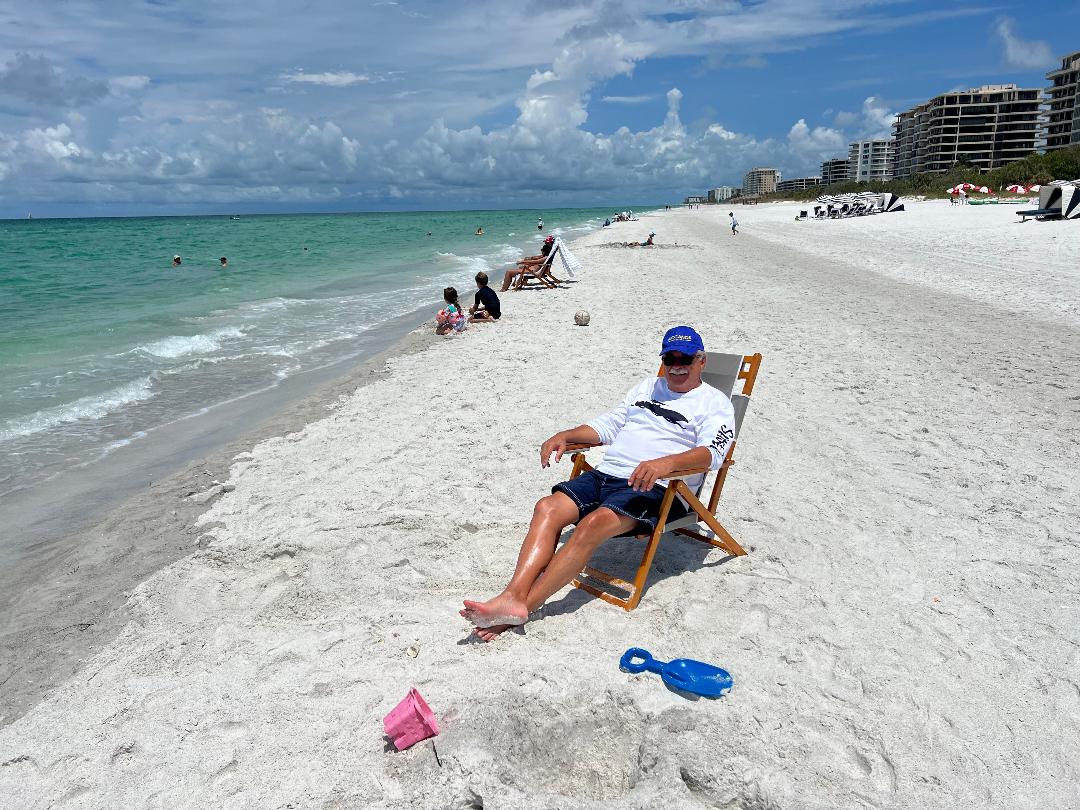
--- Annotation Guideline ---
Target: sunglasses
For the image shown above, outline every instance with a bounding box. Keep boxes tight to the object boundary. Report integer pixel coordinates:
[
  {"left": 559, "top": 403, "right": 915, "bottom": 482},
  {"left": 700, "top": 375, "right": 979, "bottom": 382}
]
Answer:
[{"left": 662, "top": 352, "right": 697, "bottom": 367}]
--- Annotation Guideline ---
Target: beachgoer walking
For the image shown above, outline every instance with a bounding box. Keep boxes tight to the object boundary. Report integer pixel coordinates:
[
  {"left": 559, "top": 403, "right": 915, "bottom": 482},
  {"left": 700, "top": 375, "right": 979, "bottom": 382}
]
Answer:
[
  {"left": 460, "top": 326, "right": 736, "bottom": 640},
  {"left": 729, "top": 212, "right": 738, "bottom": 234},
  {"left": 468, "top": 271, "right": 501, "bottom": 322}
]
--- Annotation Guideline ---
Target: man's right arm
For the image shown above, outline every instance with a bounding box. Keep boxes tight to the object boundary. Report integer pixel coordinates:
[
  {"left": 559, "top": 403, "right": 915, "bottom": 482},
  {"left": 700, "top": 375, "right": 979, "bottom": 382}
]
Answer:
[{"left": 540, "top": 425, "right": 602, "bottom": 468}]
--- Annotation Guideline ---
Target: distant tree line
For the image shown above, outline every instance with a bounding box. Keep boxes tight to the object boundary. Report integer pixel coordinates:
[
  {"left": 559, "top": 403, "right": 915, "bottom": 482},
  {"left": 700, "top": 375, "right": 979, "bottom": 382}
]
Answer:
[{"left": 761, "top": 145, "right": 1080, "bottom": 202}]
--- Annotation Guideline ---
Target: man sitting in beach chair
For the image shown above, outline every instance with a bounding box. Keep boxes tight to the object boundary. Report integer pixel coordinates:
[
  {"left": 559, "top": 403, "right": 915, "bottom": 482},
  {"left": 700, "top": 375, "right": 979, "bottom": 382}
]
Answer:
[{"left": 460, "top": 326, "right": 737, "bottom": 640}]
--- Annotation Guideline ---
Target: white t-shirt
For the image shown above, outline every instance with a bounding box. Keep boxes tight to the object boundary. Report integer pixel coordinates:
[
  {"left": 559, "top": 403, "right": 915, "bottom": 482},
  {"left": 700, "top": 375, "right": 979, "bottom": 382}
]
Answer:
[{"left": 587, "top": 377, "right": 736, "bottom": 491}]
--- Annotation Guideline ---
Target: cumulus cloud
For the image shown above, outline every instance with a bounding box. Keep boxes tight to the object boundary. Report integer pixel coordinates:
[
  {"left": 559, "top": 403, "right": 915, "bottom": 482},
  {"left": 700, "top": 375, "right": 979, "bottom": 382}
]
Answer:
[
  {"left": 0, "top": 0, "right": 982, "bottom": 211},
  {"left": 279, "top": 71, "right": 376, "bottom": 87},
  {"left": 831, "top": 96, "right": 895, "bottom": 140},
  {"left": 994, "top": 17, "right": 1054, "bottom": 70},
  {"left": 22, "top": 123, "right": 83, "bottom": 160},
  {"left": 0, "top": 53, "right": 108, "bottom": 106}
]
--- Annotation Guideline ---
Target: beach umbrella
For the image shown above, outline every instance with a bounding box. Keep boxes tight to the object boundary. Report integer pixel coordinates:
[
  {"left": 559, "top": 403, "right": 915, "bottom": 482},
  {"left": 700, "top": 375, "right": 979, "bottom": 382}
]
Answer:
[
  {"left": 974, "top": 186, "right": 991, "bottom": 194},
  {"left": 947, "top": 183, "right": 977, "bottom": 194},
  {"left": 1005, "top": 184, "right": 1026, "bottom": 193},
  {"left": 1027, "top": 184, "right": 1041, "bottom": 193}
]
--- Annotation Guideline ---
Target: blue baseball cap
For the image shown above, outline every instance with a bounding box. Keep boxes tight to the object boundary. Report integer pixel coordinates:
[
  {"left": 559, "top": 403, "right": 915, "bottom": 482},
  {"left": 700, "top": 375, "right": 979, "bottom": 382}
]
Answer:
[{"left": 660, "top": 325, "right": 704, "bottom": 356}]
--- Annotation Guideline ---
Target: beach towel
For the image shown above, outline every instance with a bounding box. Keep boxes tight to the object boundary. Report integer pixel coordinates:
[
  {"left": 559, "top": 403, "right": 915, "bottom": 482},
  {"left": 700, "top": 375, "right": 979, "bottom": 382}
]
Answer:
[{"left": 553, "top": 238, "right": 582, "bottom": 280}]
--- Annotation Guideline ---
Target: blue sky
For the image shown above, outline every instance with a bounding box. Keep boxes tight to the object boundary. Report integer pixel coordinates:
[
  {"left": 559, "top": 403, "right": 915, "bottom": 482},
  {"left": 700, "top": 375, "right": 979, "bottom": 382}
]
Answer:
[{"left": 0, "top": 0, "right": 1074, "bottom": 217}]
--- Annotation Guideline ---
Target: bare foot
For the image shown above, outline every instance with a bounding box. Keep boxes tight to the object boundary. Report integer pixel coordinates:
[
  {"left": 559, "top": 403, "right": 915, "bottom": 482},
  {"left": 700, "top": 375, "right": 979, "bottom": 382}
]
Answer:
[
  {"left": 472, "top": 623, "right": 514, "bottom": 642},
  {"left": 460, "top": 594, "right": 528, "bottom": 628}
]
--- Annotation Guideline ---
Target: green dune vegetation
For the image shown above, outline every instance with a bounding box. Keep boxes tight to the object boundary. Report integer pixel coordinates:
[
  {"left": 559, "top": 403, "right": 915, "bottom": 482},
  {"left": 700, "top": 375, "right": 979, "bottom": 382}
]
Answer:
[{"left": 763, "top": 145, "right": 1080, "bottom": 202}]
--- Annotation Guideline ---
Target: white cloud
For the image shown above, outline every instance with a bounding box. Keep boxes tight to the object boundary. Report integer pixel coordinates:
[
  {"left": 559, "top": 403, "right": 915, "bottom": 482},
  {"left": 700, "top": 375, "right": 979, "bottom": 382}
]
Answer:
[
  {"left": 994, "top": 17, "right": 1054, "bottom": 71},
  {"left": 0, "top": 0, "right": 994, "bottom": 211},
  {"left": 109, "top": 75, "right": 151, "bottom": 93},
  {"left": 23, "top": 123, "right": 82, "bottom": 160},
  {"left": 279, "top": 71, "right": 375, "bottom": 87},
  {"left": 830, "top": 96, "right": 895, "bottom": 141},
  {"left": 787, "top": 118, "right": 844, "bottom": 154}
]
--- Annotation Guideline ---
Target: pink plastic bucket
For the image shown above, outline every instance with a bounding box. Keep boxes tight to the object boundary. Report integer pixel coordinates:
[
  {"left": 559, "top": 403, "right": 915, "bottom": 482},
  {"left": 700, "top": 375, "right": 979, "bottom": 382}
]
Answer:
[{"left": 383, "top": 688, "right": 439, "bottom": 751}]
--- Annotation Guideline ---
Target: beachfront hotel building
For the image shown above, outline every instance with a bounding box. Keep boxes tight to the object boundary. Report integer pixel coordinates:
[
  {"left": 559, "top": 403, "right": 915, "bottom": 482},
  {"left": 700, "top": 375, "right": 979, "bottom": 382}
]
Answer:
[
  {"left": 707, "top": 186, "right": 738, "bottom": 202},
  {"left": 776, "top": 177, "right": 822, "bottom": 193},
  {"left": 848, "top": 139, "right": 894, "bottom": 182},
  {"left": 892, "top": 84, "right": 1043, "bottom": 176},
  {"left": 820, "top": 158, "right": 852, "bottom": 185},
  {"left": 1045, "top": 50, "right": 1080, "bottom": 151},
  {"left": 743, "top": 167, "right": 780, "bottom": 196}
]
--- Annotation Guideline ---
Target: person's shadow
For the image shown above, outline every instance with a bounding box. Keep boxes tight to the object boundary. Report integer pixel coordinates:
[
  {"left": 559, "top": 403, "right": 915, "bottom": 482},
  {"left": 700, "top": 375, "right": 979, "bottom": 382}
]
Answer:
[
  {"left": 456, "top": 525, "right": 740, "bottom": 645},
  {"left": 538, "top": 525, "right": 739, "bottom": 620}
]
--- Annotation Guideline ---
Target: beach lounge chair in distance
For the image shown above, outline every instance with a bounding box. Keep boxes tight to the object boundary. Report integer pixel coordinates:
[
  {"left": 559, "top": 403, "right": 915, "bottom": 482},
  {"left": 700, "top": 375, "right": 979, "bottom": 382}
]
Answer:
[{"left": 563, "top": 351, "right": 763, "bottom": 610}]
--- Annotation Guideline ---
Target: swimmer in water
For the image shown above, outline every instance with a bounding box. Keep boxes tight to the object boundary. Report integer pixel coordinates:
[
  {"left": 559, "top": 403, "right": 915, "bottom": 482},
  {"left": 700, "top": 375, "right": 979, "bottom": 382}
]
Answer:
[
  {"left": 476, "top": 227, "right": 484, "bottom": 236},
  {"left": 219, "top": 257, "right": 228, "bottom": 268},
  {"left": 172, "top": 254, "right": 182, "bottom": 266}
]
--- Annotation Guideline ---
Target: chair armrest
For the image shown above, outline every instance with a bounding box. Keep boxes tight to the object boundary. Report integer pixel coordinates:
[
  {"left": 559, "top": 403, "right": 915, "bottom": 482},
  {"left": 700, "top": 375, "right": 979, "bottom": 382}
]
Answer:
[
  {"left": 566, "top": 442, "right": 601, "bottom": 451},
  {"left": 666, "top": 465, "right": 709, "bottom": 480}
]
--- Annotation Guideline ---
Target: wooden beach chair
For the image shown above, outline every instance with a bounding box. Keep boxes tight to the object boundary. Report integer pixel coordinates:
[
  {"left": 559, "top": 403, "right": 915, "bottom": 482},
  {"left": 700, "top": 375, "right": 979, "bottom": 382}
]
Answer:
[
  {"left": 512, "top": 245, "right": 564, "bottom": 290},
  {"left": 566, "top": 351, "right": 763, "bottom": 610}
]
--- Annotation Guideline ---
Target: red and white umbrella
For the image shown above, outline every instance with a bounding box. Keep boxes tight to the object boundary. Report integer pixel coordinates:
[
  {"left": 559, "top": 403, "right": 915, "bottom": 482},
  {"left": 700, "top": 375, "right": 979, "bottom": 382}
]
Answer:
[
  {"left": 947, "top": 183, "right": 977, "bottom": 194},
  {"left": 1027, "top": 184, "right": 1041, "bottom": 193},
  {"left": 974, "top": 186, "right": 992, "bottom": 193},
  {"left": 1005, "top": 184, "right": 1026, "bottom": 193}
]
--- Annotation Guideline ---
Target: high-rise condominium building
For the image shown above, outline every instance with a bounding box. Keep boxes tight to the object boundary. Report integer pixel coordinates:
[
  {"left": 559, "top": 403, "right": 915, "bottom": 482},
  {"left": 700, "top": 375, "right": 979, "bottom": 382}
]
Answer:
[
  {"left": 743, "top": 167, "right": 780, "bottom": 195},
  {"left": 892, "top": 84, "right": 1043, "bottom": 177},
  {"left": 820, "top": 158, "right": 852, "bottom": 185},
  {"left": 707, "top": 186, "right": 738, "bottom": 202},
  {"left": 848, "top": 140, "right": 895, "bottom": 182},
  {"left": 1046, "top": 51, "right": 1080, "bottom": 151},
  {"left": 776, "top": 177, "right": 822, "bottom": 192}
]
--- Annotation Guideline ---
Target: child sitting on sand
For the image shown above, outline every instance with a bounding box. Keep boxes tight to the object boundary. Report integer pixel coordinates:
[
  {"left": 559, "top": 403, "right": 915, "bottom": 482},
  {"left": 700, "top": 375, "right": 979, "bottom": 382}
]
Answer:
[{"left": 435, "top": 287, "right": 467, "bottom": 335}]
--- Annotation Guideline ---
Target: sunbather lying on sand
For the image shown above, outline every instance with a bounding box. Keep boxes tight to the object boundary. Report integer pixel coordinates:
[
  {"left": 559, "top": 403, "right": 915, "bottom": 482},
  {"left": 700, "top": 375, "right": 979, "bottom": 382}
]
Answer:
[{"left": 460, "top": 326, "right": 736, "bottom": 640}]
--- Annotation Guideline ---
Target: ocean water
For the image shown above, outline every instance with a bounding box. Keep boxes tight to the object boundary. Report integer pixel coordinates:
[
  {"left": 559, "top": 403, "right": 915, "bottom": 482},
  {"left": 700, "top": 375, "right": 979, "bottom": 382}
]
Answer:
[{"left": 0, "top": 208, "right": 631, "bottom": 498}]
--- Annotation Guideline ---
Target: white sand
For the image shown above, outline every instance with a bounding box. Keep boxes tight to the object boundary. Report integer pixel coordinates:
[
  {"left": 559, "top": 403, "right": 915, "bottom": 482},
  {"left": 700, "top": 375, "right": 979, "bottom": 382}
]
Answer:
[{"left": 2, "top": 201, "right": 1078, "bottom": 808}]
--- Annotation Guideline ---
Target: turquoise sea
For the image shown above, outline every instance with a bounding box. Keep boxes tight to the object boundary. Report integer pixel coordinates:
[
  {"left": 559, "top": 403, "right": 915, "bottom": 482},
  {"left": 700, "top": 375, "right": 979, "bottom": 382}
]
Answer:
[{"left": 0, "top": 208, "right": 637, "bottom": 498}]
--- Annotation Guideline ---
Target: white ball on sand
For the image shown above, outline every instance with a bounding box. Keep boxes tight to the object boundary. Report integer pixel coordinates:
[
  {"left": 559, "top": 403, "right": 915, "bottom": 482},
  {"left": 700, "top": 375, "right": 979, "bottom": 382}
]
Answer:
[{"left": 574, "top": 310, "right": 591, "bottom": 326}]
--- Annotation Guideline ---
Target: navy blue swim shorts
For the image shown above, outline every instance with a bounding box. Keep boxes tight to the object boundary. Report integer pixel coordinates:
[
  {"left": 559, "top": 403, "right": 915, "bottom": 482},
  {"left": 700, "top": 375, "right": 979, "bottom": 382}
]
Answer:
[{"left": 553, "top": 469, "right": 688, "bottom": 531}]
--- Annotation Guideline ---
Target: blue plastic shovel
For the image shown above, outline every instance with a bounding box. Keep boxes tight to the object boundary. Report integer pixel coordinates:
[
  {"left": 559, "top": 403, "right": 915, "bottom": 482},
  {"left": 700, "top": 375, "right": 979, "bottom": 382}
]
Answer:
[{"left": 619, "top": 647, "right": 733, "bottom": 698}]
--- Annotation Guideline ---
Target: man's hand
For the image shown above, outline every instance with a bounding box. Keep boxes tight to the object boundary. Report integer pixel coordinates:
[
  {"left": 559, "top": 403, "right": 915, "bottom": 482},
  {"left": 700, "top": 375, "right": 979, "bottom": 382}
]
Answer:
[
  {"left": 540, "top": 433, "right": 569, "bottom": 468},
  {"left": 627, "top": 457, "right": 674, "bottom": 492}
]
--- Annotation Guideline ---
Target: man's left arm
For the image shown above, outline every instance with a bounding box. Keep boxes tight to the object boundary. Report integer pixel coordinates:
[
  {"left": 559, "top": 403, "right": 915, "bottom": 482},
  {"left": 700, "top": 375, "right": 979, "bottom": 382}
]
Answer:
[
  {"left": 627, "top": 446, "right": 712, "bottom": 492},
  {"left": 627, "top": 396, "right": 736, "bottom": 492}
]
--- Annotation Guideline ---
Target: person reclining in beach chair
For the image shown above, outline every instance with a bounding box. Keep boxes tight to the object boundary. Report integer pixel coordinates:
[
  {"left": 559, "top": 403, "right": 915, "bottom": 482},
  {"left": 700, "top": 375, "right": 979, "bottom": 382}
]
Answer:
[
  {"left": 460, "top": 326, "right": 739, "bottom": 641},
  {"left": 501, "top": 236, "right": 557, "bottom": 291},
  {"left": 510, "top": 240, "right": 565, "bottom": 291}
]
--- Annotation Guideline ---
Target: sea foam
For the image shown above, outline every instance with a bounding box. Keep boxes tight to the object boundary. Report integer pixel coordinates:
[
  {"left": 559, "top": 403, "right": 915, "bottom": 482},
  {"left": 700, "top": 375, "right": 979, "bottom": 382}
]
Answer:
[
  {"left": 0, "top": 377, "right": 156, "bottom": 442},
  {"left": 137, "top": 327, "right": 245, "bottom": 359}
]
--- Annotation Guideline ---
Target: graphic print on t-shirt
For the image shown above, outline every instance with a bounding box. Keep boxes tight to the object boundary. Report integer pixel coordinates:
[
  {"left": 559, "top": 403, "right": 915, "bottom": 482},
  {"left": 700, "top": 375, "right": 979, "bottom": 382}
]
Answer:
[{"left": 633, "top": 400, "right": 688, "bottom": 426}]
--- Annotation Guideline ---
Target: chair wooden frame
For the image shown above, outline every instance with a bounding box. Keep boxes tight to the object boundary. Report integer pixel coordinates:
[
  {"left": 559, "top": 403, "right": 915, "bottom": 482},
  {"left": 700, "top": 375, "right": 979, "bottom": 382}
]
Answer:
[
  {"left": 568, "top": 351, "right": 762, "bottom": 610},
  {"left": 512, "top": 245, "right": 564, "bottom": 290}
]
